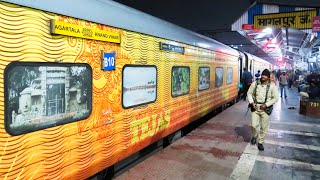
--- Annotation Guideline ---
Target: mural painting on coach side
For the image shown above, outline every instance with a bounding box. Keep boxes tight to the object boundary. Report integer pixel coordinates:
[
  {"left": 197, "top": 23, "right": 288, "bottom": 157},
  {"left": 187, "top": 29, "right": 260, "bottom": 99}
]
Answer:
[
  {"left": 227, "top": 67, "right": 233, "bottom": 84},
  {"left": 198, "top": 67, "right": 210, "bottom": 91},
  {"left": 122, "top": 65, "right": 157, "bottom": 109},
  {"left": 6, "top": 63, "right": 92, "bottom": 135},
  {"left": 172, "top": 66, "right": 190, "bottom": 97},
  {"left": 215, "top": 67, "right": 223, "bottom": 87}
]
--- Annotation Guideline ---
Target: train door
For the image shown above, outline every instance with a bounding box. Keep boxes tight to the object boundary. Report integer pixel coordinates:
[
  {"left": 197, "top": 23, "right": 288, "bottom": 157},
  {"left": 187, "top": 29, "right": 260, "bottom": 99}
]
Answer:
[
  {"left": 244, "top": 53, "right": 249, "bottom": 70},
  {"left": 238, "top": 57, "right": 243, "bottom": 82},
  {"left": 251, "top": 60, "right": 255, "bottom": 77},
  {"left": 238, "top": 51, "right": 246, "bottom": 82},
  {"left": 250, "top": 59, "right": 254, "bottom": 74}
]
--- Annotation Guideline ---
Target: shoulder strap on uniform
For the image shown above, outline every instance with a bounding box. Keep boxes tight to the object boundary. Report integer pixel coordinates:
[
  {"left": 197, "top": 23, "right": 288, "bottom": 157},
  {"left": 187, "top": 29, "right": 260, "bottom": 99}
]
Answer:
[
  {"left": 264, "top": 81, "right": 271, "bottom": 103},
  {"left": 253, "top": 80, "right": 271, "bottom": 104},
  {"left": 253, "top": 81, "right": 258, "bottom": 103}
]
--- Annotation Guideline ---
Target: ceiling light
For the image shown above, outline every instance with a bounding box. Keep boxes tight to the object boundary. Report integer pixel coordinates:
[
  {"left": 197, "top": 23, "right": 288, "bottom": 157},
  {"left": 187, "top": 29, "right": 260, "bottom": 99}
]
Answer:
[
  {"left": 262, "top": 28, "right": 272, "bottom": 34},
  {"left": 266, "top": 43, "right": 278, "bottom": 49}
]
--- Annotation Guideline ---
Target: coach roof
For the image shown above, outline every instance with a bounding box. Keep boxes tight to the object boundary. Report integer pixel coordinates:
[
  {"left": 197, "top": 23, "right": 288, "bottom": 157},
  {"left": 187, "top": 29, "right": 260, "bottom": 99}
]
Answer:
[{"left": 3, "top": 0, "right": 239, "bottom": 56}]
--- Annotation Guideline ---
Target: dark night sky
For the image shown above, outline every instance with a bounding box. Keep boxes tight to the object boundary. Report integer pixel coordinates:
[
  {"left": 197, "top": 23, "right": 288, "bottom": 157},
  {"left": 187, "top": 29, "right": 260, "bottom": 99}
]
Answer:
[
  {"left": 113, "top": 0, "right": 320, "bottom": 62},
  {"left": 114, "top": 0, "right": 320, "bottom": 32},
  {"left": 114, "top": 0, "right": 253, "bottom": 31}
]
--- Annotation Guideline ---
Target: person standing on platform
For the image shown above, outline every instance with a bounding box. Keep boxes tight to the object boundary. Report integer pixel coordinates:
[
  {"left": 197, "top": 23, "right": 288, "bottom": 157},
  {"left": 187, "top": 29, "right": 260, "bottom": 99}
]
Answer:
[
  {"left": 279, "top": 72, "right": 288, "bottom": 98},
  {"left": 287, "top": 71, "right": 294, "bottom": 88},
  {"left": 276, "top": 70, "right": 281, "bottom": 81},
  {"left": 247, "top": 69, "right": 279, "bottom": 151},
  {"left": 270, "top": 73, "right": 276, "bottom": 83},
  {"left": 255, "top": 70, "right": 261, "bottom": 80},
  {"left": 242, "top": 67, "right": 253, "bottom": 101}
]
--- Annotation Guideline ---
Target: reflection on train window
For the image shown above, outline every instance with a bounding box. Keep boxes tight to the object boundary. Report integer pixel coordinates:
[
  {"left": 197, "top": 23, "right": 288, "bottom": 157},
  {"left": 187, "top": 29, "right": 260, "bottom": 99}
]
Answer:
[
  {"left": 198, "top": 67, "right": 210, "bottom": 91},
  {"left": 215, "top": 67, "right": 223, "bottom": 87},
  {"left": 4, "top": 62, "right": 92, "bottom": 136},
  {"left": 122, "top": 65, "right": 157, "bottom": 109},
  {"left": 227, "top": 67, "right": 233, "bottom": 84},
  {"left": 172, "top": 66, "right": 190, "bottom": 97}
]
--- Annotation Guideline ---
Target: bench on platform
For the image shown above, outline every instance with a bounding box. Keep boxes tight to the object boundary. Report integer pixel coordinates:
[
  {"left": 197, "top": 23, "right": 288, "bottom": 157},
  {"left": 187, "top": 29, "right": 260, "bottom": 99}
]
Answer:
[{"left": 299, "top": 98, "right": 320, "bottom": 117}]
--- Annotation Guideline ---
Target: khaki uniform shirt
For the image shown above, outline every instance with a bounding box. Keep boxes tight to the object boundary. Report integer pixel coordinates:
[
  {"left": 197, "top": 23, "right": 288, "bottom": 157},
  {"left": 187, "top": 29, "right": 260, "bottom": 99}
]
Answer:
[{"left": 247, "top": 80, "right": 279, "bottom": 108}]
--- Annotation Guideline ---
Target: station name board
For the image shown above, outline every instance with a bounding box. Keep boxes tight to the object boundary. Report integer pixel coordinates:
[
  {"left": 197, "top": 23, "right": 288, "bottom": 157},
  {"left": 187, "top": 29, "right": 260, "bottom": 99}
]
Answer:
[
  {"left": 254, "top": 10, "right": 317, "bottom": 29},
  {"left": 160, "top": 42, "right": 184, "bottom": 54},
  {"left": 50, "top": 20, "right": 121, "bottom": 43}
]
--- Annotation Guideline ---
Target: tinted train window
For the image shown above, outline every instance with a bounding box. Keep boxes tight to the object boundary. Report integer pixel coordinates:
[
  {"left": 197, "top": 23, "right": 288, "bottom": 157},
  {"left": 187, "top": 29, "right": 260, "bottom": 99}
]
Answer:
[
  {"left": 4, "top": 62, "right": 92, "bottom": 136},
  {"left": 227, "top": 67, "right": 233, "bottom": 84},
  {"left": 198, "top": 67, "right": 210, "bottom": 91},
  {"left": 122, "top": 65, "right": 157, "bottom": 109},
  {"left": 215, "top": 67, "right": 223, "bottom": 87},
  {"left": 172, "top": 66, "right": 190, "bottom": 97}
]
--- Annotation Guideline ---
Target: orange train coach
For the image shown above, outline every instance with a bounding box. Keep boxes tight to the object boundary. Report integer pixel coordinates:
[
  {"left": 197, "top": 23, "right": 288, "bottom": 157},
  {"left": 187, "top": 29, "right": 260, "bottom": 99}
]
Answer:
[{"left": 0, "top": 0, "right": 271, "bottom": 179}]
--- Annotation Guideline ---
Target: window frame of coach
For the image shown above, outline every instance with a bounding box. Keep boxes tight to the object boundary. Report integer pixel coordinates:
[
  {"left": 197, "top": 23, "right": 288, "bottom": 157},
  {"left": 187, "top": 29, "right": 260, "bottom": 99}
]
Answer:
[
  {"left": 171, "top": 66, "right": 190, "bottom": 98},
  {"left": 215, "top": 67, "right": 224, "bottom": 88},
  {"left": 226, "top": 67, "right": 233, "bottom": 85},
  {"left": 198, "top": 66, "right": 210, "bottom": 91},
  {"left": 121, "top": 64, "right": 158, "bottom": 109},
  {"left": 4, "top": 62, "right": 93, "bottom": 136}
]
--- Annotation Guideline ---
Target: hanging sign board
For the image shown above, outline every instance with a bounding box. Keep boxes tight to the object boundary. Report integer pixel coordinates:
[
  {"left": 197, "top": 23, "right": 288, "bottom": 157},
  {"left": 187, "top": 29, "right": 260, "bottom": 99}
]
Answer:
[
  {"left": 242, "top": 24, "right": 254, "bottom": 30},
  {"left": 50, "top": 20, "right": 121, "bottom": 43},
  {"left": 160, "top": 42, "right": 184, "bottom": 54},
  {"left": 312, "top": 16, "right": 320, "bottom": 32}
]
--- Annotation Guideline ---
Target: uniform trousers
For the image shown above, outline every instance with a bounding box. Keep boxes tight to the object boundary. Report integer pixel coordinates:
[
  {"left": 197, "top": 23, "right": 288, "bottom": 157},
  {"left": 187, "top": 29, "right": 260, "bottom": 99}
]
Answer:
[{"left": 251, "top": 109, "right": 270, "bottom": 144}]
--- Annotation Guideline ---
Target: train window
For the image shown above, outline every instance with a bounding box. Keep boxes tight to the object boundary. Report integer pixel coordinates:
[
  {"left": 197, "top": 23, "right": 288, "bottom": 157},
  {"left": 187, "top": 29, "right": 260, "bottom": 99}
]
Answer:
[
  {"left": 122, "top": 65, "right": 157, "bottom": 109},
  {"left": 198, "top": 67, "right": 210, "bottom": 91},
  {"left": 227, "top": 67, "right": 233, "bottom": 84},
  {"left": 4, "top": 62, "right": 92, "bottom": 136},
  {"left": 172, "top": 66, "right": 190, "bottom": 97},
  {"left": 215, "top": 67, "right": 223, "bottom": 87}
]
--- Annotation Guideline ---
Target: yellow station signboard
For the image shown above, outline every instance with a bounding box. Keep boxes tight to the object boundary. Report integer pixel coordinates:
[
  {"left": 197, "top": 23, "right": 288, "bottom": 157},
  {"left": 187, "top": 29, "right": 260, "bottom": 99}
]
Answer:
[{"left": 254, "top": 10, "right": 317, "bottom": 29}]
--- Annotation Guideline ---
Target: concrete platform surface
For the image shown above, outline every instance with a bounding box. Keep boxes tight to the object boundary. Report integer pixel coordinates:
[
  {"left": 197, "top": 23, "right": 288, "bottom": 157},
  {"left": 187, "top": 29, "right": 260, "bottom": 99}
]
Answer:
[{"left": 115, "top": 87, "right": 320, "bottom": 180}]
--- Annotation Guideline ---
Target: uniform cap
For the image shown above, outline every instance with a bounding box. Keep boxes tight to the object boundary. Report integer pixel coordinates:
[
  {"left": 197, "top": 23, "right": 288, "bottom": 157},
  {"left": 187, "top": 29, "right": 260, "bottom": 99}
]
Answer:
[{"left": 261, "top": 69, "right": 270, "bottom": 78}]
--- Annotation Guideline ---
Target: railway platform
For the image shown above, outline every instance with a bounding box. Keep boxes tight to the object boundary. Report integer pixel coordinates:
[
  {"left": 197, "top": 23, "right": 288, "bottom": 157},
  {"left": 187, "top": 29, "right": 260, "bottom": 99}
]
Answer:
[{"left": 114, "top": 87, "right": 320, "bottom": 180}]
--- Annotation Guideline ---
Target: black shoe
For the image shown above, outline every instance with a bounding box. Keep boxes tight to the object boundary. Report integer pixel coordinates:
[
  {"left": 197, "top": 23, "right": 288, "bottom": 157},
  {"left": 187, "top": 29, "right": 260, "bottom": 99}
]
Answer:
[
  {"left": 258, "top": 143, "right": 264, "bottom": 151},
  {"left": 250, "top": 137, "right": 256, "bottom": 145}
]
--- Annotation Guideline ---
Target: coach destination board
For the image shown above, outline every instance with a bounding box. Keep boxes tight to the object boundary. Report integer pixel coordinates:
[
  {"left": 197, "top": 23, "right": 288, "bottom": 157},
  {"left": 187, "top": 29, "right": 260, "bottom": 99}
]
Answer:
[
  {"left": 50, "top": 20, "right": 121, "bottom": 43},
  {"left": 160, "top": 42, "right": 184, "bottom": 54}
]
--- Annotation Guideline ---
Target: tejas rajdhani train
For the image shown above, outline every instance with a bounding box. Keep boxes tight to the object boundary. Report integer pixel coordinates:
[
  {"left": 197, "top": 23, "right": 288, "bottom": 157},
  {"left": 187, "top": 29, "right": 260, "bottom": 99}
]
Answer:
[{"left": 0, "top": 0, "right": 272, "bottom": 179}]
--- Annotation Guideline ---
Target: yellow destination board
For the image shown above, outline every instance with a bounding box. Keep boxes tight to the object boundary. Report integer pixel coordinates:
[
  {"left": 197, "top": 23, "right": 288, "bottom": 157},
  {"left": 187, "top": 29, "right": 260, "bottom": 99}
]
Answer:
[
  {"left": 50, "top": 20, "right": 121, "bottom": 43},
  {"left": 254, "top": 10, "right": 317, "bottom": 29}
]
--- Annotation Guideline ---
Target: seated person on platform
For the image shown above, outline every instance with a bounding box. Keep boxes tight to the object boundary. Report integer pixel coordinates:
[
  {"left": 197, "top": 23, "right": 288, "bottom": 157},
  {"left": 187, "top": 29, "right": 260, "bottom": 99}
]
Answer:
[
  {"left": 300, "top": 81, "right": 320, "bottom": 100},
  {"left": 309, "top": 81, "right": 320, "bottom": 100}
]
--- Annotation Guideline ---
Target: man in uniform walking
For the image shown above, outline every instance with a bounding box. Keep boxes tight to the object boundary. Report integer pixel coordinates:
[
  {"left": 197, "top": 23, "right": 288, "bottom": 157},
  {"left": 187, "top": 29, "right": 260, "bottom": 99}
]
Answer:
[{"left": 247, "top": 69, "right": 279, "bottom": 151}]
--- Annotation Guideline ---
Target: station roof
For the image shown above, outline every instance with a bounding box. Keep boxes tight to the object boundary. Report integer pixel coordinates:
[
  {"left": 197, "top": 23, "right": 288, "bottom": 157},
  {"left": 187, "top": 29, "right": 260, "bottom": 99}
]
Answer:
[{"left": 115, "top": 0, "right": 320, "bottom": 65}]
